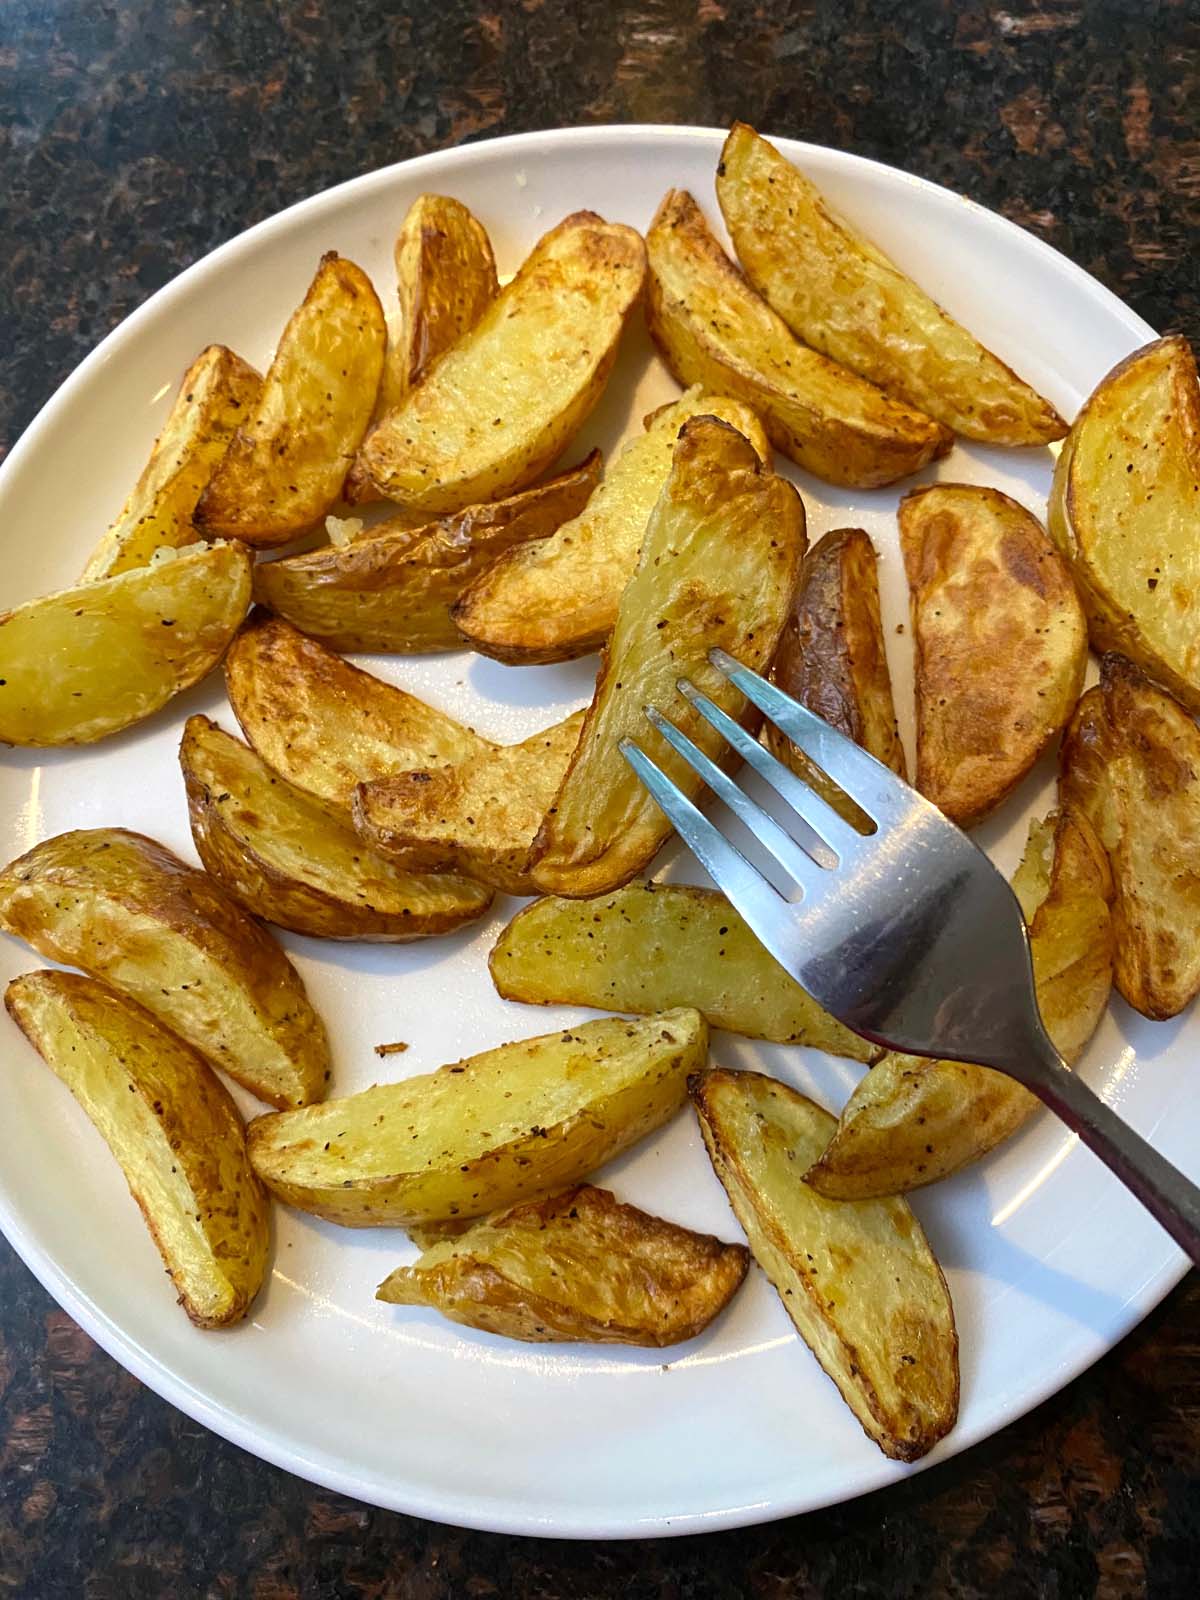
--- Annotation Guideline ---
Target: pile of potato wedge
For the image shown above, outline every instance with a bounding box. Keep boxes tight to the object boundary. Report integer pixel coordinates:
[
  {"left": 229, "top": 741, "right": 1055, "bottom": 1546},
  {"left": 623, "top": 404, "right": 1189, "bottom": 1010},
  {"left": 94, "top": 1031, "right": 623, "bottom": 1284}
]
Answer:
[{"left": 4, "top": 122, "right": 1199, "bottom": 1468}]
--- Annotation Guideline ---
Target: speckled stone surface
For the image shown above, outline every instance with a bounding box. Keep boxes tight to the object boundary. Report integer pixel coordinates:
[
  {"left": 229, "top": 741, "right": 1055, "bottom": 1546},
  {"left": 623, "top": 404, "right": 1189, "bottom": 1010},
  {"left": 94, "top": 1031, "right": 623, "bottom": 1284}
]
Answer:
[{"left": 1, "top": 0, "right": 1198, "bottom": 1594}]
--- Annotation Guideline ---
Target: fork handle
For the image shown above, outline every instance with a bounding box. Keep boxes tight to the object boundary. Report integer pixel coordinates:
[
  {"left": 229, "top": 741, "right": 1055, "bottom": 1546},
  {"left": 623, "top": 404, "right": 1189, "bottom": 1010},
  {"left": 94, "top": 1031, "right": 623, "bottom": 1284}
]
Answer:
[{"left": 1029, "top": 1045, "right": 1200, "bottom": 1265}]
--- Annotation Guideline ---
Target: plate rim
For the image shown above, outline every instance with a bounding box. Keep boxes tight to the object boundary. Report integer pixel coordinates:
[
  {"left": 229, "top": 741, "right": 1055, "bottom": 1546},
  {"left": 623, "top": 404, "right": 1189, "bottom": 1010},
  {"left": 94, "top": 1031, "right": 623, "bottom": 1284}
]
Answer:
[{"left": 0, "top": 122, "right": 1181, "bottom": 1540}]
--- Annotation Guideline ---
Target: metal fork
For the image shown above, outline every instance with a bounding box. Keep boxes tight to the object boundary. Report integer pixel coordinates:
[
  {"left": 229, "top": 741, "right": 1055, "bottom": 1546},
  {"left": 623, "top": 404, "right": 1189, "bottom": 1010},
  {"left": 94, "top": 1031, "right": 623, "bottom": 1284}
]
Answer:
[{"left": 619, "top": 647, "right": 1200, "bottom": 1264}]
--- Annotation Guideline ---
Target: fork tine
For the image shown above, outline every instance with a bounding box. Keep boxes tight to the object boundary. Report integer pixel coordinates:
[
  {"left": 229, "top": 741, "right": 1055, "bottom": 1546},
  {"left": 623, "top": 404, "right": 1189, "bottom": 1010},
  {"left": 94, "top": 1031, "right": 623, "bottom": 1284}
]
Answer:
[
  {"left": 643, "top": 706, "right": 824, "bottom": 887},
  {"left": 675, "top": 679, "right": 866, "bottom": 861},
  {"left": 618, "top": 739, "right": 791, "bottom": 939},
  {"left": 708, "top": 648, "right": 915, "bottom": 826}
]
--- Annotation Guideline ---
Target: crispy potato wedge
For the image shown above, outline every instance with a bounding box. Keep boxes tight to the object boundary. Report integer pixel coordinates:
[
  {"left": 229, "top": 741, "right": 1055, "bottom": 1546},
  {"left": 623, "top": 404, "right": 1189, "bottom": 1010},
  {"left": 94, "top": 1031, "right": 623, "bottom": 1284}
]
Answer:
[
  {"left": 691, "top": 1068, "right": 958, "bottom": 1462},
  {"left": 644, "top": 190, "right": 952, "bottom": 488},
  {"left": 452, "top": 387, "right": 770, "bottom": 663},
  {"left": 255, "top": 452, "right": 601, "bottom": 652},
  {"left": 531, "top": 417, "right": 805, "bottom": 896},
  {"left": 0, "top": 829, "right": 331, "bottom": 1110},
  {"left": 490, "top": 881, "right": 878, "bottom": 1060},
  {"left": 6, "top": 971, "right": 270, "bottom": 1328},
  {"left": 766, "top": 528, "right": 905, "bottom": 823},
  {"left": 181, "top": 716, "right": 493, "bottom": 940},
  {"left": 901, "top": 485, "right": 1086, "bottom": 828},
  {"left": 355, "top": 212, "right": 646, "bottom": 514},
  {"left": 377, "top": 1183, "right": 747, "bottom": 1346},
  {"left": 225, "top": 615, "right": 487, "bottom": 812},
  {"left": 81, "top": 345, "right": 262, "bottom": 580},
  {"left": 0, "top": 541, "right": 251, "bottom": 748},
  {"left": 196, "top": 254, "right": 385, "bottom": 545},
  {"left": 247, "top": 1008, "right": 706, "bottom": 1227},
  {"left": 1048, "top": 337, "right": 1200, "bottom": 712},
  {"left": 354, "top": 711, "right": 585, "bottom": 895},
  {"left": 717, "top": 124, "right": 1066, "bottom": 446},
  {"left": 806, "top": 808, "right": 1113, "bottom": 1199},
  {"left": 1061, "top": 655, "right": 1200, "bottom": 1019}
]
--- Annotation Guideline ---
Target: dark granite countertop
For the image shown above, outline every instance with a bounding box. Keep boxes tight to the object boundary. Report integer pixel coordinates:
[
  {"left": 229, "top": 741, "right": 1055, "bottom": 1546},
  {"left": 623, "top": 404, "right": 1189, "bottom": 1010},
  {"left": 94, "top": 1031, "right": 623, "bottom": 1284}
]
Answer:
[{"left": 2, "top": 1, "right": 1198, "bottom": 1594}]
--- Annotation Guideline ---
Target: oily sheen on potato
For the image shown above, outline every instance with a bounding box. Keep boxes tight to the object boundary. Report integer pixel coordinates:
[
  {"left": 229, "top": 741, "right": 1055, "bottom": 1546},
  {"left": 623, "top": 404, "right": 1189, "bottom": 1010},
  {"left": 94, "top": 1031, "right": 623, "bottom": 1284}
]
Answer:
[
  {"left": 531, "top": 416, "right": 806, "bottom": 896},
  {"left": 247, "top": 1009, "right": 707, "bottom": 1227}
]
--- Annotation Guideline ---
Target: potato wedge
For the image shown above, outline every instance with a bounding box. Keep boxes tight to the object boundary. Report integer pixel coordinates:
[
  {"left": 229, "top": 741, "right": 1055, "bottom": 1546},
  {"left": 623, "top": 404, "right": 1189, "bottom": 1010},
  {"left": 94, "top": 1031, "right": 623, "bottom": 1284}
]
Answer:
[
  {"left": 452, "top": 387, "right": 770, "bottom": 664},
  {"left": 247, "top": 1008, "right": 706, "bottom": 1227},
  {"left": 81, "top": 345, "right": 262, "bottom": 580},
  {"left": 181, "top": 716, "right": 493, "bottom": 940},
  {"left": 195, "top": 254, "right": 385, "bottom": 545},
  {"left": 531, "top": 416, "right": 805, "bottom": 896},
  {"left": 717, "top": 123, "right": 1066, "bottom": 446},
  {"left": 691, "top": 1068, "right": 958, "bottom": 1462},
  {"left": 377, "top": 1183, "right": 747, "bottom": 1346},
  {"left": 0, "top": 541, "right": 251, "bottom": 748},
  {"left": 901, "top": 485, "right": 1086, "bottom": 828},
  {"left": 225, "top": 615, "right": 488, "bottom": 812},
  {"left": 1048, "top": 337, "right": 1200, "bottom": 712},
  {"left": 0, "top": 829, "right": 330, "bottom": 1110},
  {"left": 766, "top": 528, "right": 905, "bottom": 823},
  {"left": 354, "top": 711, "right": 585, "bottom": 895},
  {"left": 644, "top": 190, "right": 952, "bottom": 488},
  {"left": 490, "top": 881, "right": 877, "bottom": 1061},
  {"left": 1061, "top": 654, "right": 1200, "bottom": 1019},
  {"left": 355, "top": 211, "right": 646, "bottom": 513},
  {"left": 806, "top": 808, "right": 1113, "bottom": 1199},
  {"left": 5, "top": 971, "right": 270, "bottom": 1328},
  {"left": 255, "top": 452, "right": 601, "bottom": 652}
]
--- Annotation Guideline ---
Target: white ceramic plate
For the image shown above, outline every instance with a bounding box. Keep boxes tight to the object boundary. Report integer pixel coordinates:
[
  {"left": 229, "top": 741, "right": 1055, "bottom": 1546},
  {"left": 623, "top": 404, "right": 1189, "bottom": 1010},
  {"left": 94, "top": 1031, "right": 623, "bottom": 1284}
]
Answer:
[{"left": 0, "top": 125, "right": 1188, "bottom": 1539}]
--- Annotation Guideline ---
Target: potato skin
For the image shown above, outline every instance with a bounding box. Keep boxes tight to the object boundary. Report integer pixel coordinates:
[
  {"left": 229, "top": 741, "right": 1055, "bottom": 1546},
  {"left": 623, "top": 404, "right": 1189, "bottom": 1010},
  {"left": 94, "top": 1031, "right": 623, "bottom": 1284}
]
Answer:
[
  {"left": 196, "top": 253, "right": 386, "bottom": 545},
  {"left": 717, "top": 123, "right": 1066, "bottom": 446},
  {"left": 247, "top": 1008, "right": 706, "bottom": 1227},
  {"left": 182, "top": 715, "right": 493, "bottom": 940},
  {"left": 0, "top": 541, "right": 251, "bottom": 748},
  {"left": 255, "top": 452, "right": 601, "bottom": 653},
  {"left": 356, "top": 212, "right": 646, "bottom": 514},
  {"left": 644, "top": 189, "right": 952, "bottom": 488},
  {"left": 806, "top": 808, "right": 1113, "bottom": 1199},
  {"left": 1061, "top": 654, "right": 1200, "bottom": 1019},
  {"left": 531, "top": 416, "right": 806, "bottom": 897},
  {"left": 1048, "top": 336, "right": 1200, "bottom": 713},
  {"left": 901, "top": 484, "right": 1087, "bottom": 829},
  {"left": 691, "top": 1068, "right": 959, "bottom": 1463},
  {"left": 0, "top": 828, "right": 331, "bottom": 1110},
  {"left": 6, "top": 971, "right": 270, "bottom": 1328},
  {"left": 81, "top": 345, "right": 262, "bottom": 580},
  {"left": 377, "top": 1184, "right": 747, "bottom": 1346}
]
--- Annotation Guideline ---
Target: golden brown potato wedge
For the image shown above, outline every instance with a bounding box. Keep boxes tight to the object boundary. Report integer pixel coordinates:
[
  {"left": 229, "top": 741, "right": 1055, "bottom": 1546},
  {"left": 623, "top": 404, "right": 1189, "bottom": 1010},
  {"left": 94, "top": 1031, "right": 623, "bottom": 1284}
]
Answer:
[
  {"left": 691, "top": 1068, "right": 959, "bottom": 1462},
  {"left": 81, "top": 345, "right": 262, "bottom": 580},
  {"left": 489, "top": 881, "right": 878, "bottom": 1060},
  {"left": 254, "top": 452, "right": 601, "bottom": 652},
  {"left": 377, "top": 1183, "right": 747, "bottom": 1346},
  {"left": 901, "top": 484, "right": 1086, "bottom": 828},
  {"left": 248, "top": 1008, "right": 706, "bottom": 1227},
  {"left": 0, "top": 541, "right": 251, "bottom": 748},
  {"left": 196, "top": 254, "right": 385, "bottom": 545},
  {"left": 181, "top": 716, "right": 493, "bottom": 940},
  {"left": 355, "top": 212, "right": 646, "bottom": 513},
  {"left": 766, "top": 528, "right": 905, "bottom": 822},
  {"left": 1061, "top": 654, "right": 1200, "bottom": 1019},
  {"left": 806, "top": 808, "right": 1113, "bottom": 1199},
  {"left": 1048, "top": 337, "right": 1200, "bottom": 712},
  {"left": 0, "top": 828, "right": 331, "bottom": 1110},
  {"left": 531, "top": 417, "right": 805, "bottom": 896},
  {"left": 6, "top": 971, "right": 270, "bottom": 1328},
  {"left": 354, "top": 711, "right": 585, "bottom": 895},
  {"left": 225, "top": 615, "right": 488, "bottom": 812},
  {"left": 717, "top": 123, "right": 1066, "bottom": 446},
  {"left": 644, "top": 189, "right": 952, "bottom": 488},
  {"left": 452, "top": 387, "right": 770, "bottom": 664}
]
